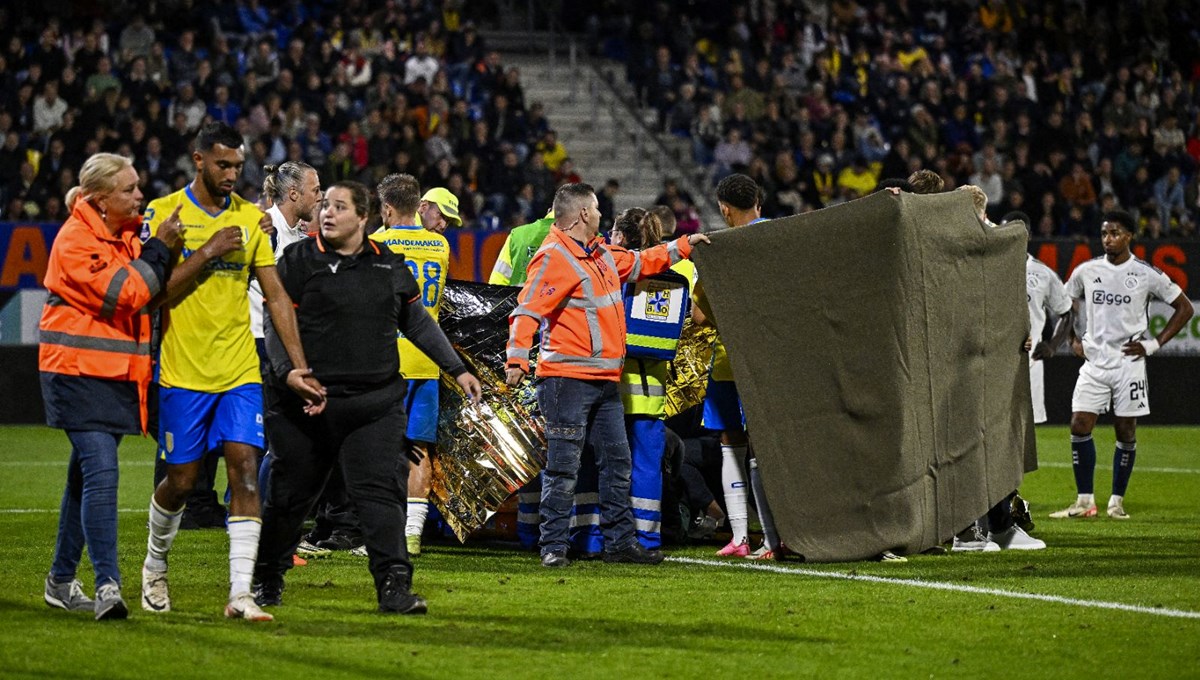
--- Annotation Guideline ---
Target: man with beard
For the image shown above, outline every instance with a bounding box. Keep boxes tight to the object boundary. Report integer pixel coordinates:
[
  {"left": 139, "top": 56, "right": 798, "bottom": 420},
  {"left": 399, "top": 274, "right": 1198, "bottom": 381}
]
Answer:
[
  {"left": 140, "top": 123, "right": 325, "bottom": 621},
  {"left": 251, "top": 162, "right": 323, "bottom": 533}
]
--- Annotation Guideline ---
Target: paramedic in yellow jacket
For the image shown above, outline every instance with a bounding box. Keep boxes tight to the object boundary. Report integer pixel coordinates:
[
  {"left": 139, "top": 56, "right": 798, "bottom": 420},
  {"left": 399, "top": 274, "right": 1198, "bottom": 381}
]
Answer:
[{"left": 611, "top": 207, "right": 695, "bottom": 549}]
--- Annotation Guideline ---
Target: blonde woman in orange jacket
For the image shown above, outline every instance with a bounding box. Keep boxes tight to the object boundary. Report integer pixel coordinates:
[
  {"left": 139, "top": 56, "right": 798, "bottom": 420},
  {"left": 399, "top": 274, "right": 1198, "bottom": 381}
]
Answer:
[{"left": 39, "top": 153, "right": 183, "bottom": 620}]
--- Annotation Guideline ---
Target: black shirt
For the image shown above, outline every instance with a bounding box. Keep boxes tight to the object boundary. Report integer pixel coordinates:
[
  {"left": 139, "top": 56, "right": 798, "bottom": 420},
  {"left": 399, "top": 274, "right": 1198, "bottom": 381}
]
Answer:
[{"left": 265, "top": 234, "right": 466, "bottom": 394}]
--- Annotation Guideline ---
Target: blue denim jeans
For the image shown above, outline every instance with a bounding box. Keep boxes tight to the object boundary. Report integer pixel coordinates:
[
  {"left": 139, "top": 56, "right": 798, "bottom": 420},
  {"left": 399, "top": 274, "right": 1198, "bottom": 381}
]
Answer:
[
  {"left": 50, "top": 431, "right": 122, "bottom": 588},
  {"left": 537, "top": 377, "right": 635, "bottom": 556}
]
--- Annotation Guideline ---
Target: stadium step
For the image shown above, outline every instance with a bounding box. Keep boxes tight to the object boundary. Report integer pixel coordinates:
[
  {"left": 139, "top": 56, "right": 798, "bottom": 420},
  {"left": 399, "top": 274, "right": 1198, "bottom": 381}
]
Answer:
[{"left": 496, "top": 42, "right": 721, "bottom": 226}]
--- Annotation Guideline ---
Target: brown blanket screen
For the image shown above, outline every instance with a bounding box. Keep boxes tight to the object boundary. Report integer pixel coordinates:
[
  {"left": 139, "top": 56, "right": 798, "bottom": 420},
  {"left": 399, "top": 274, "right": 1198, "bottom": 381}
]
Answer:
[{"left": 693, "top": 191, "right": 1035, "bottom": 562}]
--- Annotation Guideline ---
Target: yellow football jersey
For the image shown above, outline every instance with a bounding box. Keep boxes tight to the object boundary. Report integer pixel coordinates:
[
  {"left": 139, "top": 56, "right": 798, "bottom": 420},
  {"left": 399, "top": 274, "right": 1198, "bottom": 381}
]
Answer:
[
  {"left": 691, "top": 272, "right": 733, "bottom": 382},
  {"left": 369, "top": 224, "right": 450, "bottom": 379},
  {"left": 147, "top": 187, "right": 273, "bottom": 392}
]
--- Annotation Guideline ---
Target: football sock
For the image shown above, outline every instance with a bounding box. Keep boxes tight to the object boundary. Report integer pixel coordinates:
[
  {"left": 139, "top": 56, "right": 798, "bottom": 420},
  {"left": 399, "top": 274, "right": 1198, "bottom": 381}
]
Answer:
[
  {"left": 406, "top": 498, "right": 430, "bottom": 537},
  {"left": 227, "top": 517, "right": 261, "bottom": 599},
  {"left": 720, "top": 445, "right": 749, "bottom": 545},
  {"left": 145, "top": 496, "right": 183, "bottom": 572},
  {"left": 1112, "top": 441, "right": 1137, "bottom": 497},
  {"left": 748, "top": 458, "right": 780, "bottom": 551},
  {"left": 1070, "top": 434, "right": 1096, "bottom": 495}
]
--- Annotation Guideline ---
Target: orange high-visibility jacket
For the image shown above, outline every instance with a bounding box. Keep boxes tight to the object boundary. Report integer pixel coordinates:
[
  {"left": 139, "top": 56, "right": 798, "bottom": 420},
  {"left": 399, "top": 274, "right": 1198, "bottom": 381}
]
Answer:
[
  {"left": 506, "top": 226, "right": 693, "bottom": 381},
  {"left": 39, "top": 201, "right": 166, "bottom": 432}
]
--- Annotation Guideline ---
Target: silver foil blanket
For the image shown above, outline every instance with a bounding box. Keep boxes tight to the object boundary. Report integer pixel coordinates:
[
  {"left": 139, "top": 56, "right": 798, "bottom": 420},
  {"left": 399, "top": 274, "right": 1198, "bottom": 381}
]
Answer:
[{"left": 433, "top": 280, "right": 545, "bottom": 541}]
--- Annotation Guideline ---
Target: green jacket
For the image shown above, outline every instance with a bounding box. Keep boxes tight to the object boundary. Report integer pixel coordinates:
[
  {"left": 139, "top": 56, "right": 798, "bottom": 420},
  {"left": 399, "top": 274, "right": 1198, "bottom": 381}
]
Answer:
[{"left": 488, "top": 217, "right": 554, "bottom": 286}]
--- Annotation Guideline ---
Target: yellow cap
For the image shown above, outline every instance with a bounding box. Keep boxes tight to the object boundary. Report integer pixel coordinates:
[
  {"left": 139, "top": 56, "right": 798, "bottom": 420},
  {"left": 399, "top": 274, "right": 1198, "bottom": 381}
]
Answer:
[{"left": 421, "top": 188, "right": 461, "bottom": 227}]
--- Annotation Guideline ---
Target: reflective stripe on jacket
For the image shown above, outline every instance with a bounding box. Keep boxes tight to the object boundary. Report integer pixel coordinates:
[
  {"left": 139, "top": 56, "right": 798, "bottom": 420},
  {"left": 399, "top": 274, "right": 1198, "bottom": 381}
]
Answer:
[
  {"left": 620, "top": 357, "right": 668, "bottom": 416},
  {"left": 506, "top": 226, "right": 692, "bottom": 381},
  {"left": 488, "top": 217, "right": 554, "bottom": 286},
  {"left": 38, "top": 201, "right": 168, "bottom": 432}
]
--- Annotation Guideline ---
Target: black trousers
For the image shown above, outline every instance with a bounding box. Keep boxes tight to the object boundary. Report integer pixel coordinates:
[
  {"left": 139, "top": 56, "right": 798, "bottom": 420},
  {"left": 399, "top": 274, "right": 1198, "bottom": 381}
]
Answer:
[{"left": 255, "top": 377, "right": 410, "bottom": 593}]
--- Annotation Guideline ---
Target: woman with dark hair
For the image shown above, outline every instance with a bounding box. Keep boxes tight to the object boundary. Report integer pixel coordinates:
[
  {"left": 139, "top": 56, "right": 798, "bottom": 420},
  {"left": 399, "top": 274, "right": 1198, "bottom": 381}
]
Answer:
[
  {"left": 254, "top": 181, "right": 482, "bottom": 615},
  {"left": 608, "top": 207, "right": 695, "bottom": 551}
]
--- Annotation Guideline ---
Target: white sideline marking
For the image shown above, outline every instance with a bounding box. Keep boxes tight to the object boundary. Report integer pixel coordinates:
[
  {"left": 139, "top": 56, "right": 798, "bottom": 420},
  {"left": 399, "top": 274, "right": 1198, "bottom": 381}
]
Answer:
[
  {"left": 1039, "top": 461, "right": 1199, "bottom": 475},
  {"left": 0, "top": 508, "right": 146, "bottom": 514},
  {"left": 669, "top": 556, "right": 1200, "bottom": 620}
]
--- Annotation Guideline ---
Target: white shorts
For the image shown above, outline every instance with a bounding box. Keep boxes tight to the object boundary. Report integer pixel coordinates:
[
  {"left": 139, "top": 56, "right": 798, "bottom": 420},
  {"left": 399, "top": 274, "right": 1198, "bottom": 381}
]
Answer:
[
  {"left": 1029, "top": 359, "right": 1046, "bottom": 424},
  {"left": 1071, "top": 359, "right": 1150, "bottom": 418}
]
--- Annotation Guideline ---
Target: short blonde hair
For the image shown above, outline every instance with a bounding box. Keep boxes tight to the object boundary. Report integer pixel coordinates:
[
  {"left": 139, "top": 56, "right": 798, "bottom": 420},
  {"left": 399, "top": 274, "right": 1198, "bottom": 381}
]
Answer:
[
  {"left": 66, "top": 153, "right": 134, "bottom": 211},
  {"left": 907, "top": 169, "right": 944, "bottom": 194},
  {"left": 959, "top": 184, "right": 988, "bottom": 215}
]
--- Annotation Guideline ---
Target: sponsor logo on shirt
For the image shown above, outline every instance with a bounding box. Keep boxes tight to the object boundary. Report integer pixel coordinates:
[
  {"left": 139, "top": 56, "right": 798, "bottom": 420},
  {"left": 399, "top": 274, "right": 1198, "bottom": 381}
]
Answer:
[
  {"left": 180, "top": 248, "right": 246, "bottom": 272},
  {"left": 1092, "top": 290, "right": 1132, "bottom": 306}
]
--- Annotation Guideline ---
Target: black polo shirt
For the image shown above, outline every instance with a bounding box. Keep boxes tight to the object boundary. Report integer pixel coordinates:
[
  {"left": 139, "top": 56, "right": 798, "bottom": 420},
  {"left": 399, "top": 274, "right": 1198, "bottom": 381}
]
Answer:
[{"left": 265, "top": 234, "right": 465, "bottom": 393}]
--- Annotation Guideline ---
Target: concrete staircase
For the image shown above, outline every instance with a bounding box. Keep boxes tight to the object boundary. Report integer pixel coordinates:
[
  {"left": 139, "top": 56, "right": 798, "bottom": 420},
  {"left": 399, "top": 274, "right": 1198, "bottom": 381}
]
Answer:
[{"left": 490, "top": 39, "right": 720, "bottom": 228}]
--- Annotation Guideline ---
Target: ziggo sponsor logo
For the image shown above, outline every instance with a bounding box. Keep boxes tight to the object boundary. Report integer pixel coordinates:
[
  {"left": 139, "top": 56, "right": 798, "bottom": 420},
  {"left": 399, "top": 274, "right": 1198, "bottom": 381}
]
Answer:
[{"left": 1092, "top": 290, "right": 1132, "bottom": 305}]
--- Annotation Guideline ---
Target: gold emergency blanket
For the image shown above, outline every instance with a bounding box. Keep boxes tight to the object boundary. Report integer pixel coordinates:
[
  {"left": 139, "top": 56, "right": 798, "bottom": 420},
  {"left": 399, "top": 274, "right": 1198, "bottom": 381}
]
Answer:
[
  {"left": 434, "top": 281, "right": 544, "bottom": 541},
  {"left": 664, "top": 319, "right": 718, "bottom": 417},
  {"left": 431, "top": 281, "right": 707, "bottom": 540}
]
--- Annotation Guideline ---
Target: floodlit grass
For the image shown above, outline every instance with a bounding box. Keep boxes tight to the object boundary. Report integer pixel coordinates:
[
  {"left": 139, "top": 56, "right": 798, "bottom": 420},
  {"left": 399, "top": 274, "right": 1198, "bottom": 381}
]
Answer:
[{"left": 1, "top": 425, "right": 1197, "bottom": 678}]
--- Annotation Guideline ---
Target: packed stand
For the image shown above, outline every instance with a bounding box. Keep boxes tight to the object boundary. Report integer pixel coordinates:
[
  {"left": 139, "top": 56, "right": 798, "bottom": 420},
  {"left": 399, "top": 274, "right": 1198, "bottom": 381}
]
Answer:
[
  {"left": 0, "top": 1, "right": 574, "bottom": 230},
  {"left": 585, "top": 0, "right": 1200, "bottom": 238}
]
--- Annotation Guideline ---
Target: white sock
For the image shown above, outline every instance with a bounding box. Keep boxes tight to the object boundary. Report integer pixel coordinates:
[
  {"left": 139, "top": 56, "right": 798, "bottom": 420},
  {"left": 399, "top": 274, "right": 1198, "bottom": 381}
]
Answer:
[
  {"left": 720, "top": 445, "right": 749, "bottom": 545},
  {"left": 1078, "top": 493, "right": 1095, "bottom": 506},
  {"left": 145, "top": 496, "right": 184, "bottom": 572},
  {"left": 227, "top": 517, "right": 261, "bottom": 599},
  {"left": 1108, "top": 494, "right": 1123, "bottom": 507},
  {"left": 406, "top": 498, "right": 430, "bottom": 537}
]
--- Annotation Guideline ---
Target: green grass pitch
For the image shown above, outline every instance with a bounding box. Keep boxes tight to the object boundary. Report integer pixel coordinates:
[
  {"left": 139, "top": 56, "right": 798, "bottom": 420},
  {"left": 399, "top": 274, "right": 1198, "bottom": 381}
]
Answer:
[{"left": 1, "top": 425, "right": 1197, "bottom": 678}]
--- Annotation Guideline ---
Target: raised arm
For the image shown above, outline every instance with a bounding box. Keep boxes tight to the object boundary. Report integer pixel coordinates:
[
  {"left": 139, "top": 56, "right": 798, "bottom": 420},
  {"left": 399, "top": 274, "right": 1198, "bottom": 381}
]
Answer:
[
  {"left": 610, "top": 233, "right": 709, "bottom": 283},
  {"left": 49, "top": 232, "right": 173, "bottom": 320}
]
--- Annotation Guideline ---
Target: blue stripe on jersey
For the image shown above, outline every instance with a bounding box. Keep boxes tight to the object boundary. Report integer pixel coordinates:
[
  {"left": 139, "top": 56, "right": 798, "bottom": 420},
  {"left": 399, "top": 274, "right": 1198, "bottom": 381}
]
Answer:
[{"left": 184, "top": 185, "right": 231, "bottom": 218}]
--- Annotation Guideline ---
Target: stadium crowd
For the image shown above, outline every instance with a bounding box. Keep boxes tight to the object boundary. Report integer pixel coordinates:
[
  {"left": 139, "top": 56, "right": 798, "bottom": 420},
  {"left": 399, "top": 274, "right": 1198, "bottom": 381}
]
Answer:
[
  {"left": 590, "top": 0, "right": 1200, "bottom": 238},
  {"left": 0, "top": 0, "right": 577, "bottom": 230}
]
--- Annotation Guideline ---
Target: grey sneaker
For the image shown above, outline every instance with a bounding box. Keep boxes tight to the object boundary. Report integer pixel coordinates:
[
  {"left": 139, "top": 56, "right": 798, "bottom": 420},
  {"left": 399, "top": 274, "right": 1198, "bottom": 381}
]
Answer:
[
  {"left": 988, "top": 525, "right": 1046, "bottom": 550},
  {"left": 44, "top": 576, "right": 94, "bottom": 612},
  {"left": 951, "top": 524, "right": 1000, "bottom": 552},
  {"left": 687, "top": 515, "right": 720, "bottom": 540},
  {"left": 94, "top": 583, "right": 128, "bottom": 621}
]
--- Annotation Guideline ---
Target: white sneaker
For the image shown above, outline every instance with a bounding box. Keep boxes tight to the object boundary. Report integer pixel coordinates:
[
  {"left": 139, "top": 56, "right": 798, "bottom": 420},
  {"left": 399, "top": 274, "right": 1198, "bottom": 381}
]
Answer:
[
  {"left": 951, "top": 525, "right": 1000, "bottom": 552},
  {"left": 1048, "top": 498, "right": 1098, "bottom": 519},
  {"left": 746, "top": 544, "right": 770, "bottom": 560},
  {"left": 874, "top": 550, "right": 908, "bottom": 563},
  {"left": 225, "top": 592, "right": 274, "bottom": 621},
  {"left": 140, "top": 565, "right": 170, "bottom": 613},
  {"left": 1107, "top": 498, "right": 1130, "bottom": 520},
  {"left": 295, "top": 539, "right": 333, "bottom": 558},
  {"left": 350, "top": 544, "right": 369, "bottom": 557},
  {"left": 989, "top": 525, "right": 1046, "bottom": 550}
]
